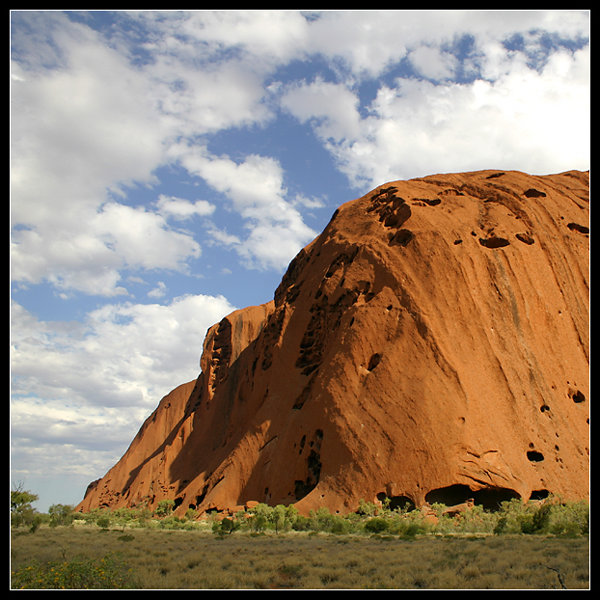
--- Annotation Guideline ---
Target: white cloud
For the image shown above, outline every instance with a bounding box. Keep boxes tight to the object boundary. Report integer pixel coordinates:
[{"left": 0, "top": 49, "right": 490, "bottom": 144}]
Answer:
[
  {"left": 280, "top": 78, "right": 361, "bottom": 142},
  {"left": 151, "top": 57, "right": 273, "bottom": 134},
  {"left": 94, "top": 202, "right": 202, "bottom": 270},
  {"left": 409, "top": 44, "right": 458, "bottom": 80},
  {"left": 11, "top": 293, "right": 236, "bottom": 475},
  {"left": 11, "top": 201, "right": 204, "bottom": 296},
  {"left": 173, "top": 145, "right": 317, "bottom": 270},
  {"left": 156, "top": 194, "right": 215, "bottom": 220},
  {"left": 147, "top": 280, "right": 167, "bottom": 298},
  {"left": 284, "top": 42, "right": 589, "bottom": 189},
  {"left": 11, "top": 294, "right": 237, "bottom": 409},
  {"left": 180, "top": 10, "right": 309, "bottom": 64},
  {"left": 300, "top": 10, "right": 588, "bottom": 79},
  {"left": 9, "top": 11, "right": 289, "bottom": 297}
]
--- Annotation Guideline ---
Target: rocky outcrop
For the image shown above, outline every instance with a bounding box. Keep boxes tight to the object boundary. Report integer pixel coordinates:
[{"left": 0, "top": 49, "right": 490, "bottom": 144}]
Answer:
[{"left": 77, "top": 169, "right": 589, "bottom": 516}]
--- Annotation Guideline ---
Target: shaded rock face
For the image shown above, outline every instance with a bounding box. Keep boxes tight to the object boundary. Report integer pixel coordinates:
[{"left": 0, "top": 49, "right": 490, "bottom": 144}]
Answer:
[{"left": 77, "top": 169, "right": 589, "bottom": 516}]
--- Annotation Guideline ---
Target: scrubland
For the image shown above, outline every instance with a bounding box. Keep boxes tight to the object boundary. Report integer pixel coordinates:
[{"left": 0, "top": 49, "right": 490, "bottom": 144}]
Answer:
[{"left": 11, "top": 498, "right": 589, "bottom": 590}]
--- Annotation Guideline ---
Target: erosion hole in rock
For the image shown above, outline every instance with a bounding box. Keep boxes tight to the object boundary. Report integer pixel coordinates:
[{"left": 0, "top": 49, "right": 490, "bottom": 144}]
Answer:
[
  {"left": 516, "top": 233, "right": 535, "bottom": 245},
  {"left": 571, "top": 390, "right": 586, "bottom": 403},
  {"left": 389, "top": 229, "right": 414, "bottom": 247},
  {"left": 376, "top": 492, "right": 415, "bottom": 512},
  {"left": 173, "top": 496, "right": 184, "bottom": 509},
  {"left": 384, "top": 204, "right": 412, "bottom": 228},
  {"left": 527, "top": 450, "right": 545, "bottom": 462},
  {"left": 523, "top": 188, "right": 546, "bottom": 198},
  {"left": 479, "top": 236, "right": 510, "bottom": 249},
  {"left": 530, "top": 489, "right": 550, "bottom": 501},
  {"left": 367, "top": 353, "right": 382, "bottom": 372},
  {"left": 425, "top": 484, "right": 472, "bottom": 506},
  {"left": 295, "top": 443, "right": 322, "bottom": 501},
  {"left": 567, "top": 222, "right": 589, "bottom": 234},
  {"left": 307, "top": 449, "right": 322, "bottom": 478},
  {"left": 298, "top": 434, "right": 306, "bottom": 454}
]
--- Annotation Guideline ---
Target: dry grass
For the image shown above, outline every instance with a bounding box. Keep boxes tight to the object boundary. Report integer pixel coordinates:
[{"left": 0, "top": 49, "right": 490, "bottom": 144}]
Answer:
[{"left": 11, "top": 526, "right": 589, "bottom": 589}]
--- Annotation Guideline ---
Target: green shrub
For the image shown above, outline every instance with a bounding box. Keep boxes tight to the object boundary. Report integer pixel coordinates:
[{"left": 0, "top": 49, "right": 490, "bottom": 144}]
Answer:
[
  {"left": 388, "top": 516, "right": 426, "bottom": 538},
  {"left": 329, "top": 515, "right": 354, "bottom": 535},
  {"left": 364, "top": 517, "right": 388, "bottom": 534},
  {"left": 155, "top": 499, "right": 175, "bottom": 518},
  {"left": 248, "top": 503, "right": 271, "bottom": 532},
  {"left": 291, "top": 515, "right": 311, "bottom": 531},
  {"left": 96, "top": 515, "right": 111, "bottom": 530},
  {"left": 212, "top": 517, "right": 240, "bottom": 537},
  {"left": 548, "top": 501, "right": 589, "bottom": 536},
  {"left": 356, "top": 499, "right": 378, "bottom": 516}
]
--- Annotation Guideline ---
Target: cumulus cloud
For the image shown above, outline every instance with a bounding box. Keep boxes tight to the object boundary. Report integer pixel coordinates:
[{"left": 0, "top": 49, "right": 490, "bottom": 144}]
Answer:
[
  {"left": 173, "top": 144, "right": 318, "bottom": 270},
  {"left": 10, "top": 15, "right": 182, "bottom": 296},
  {"left": 10, "top": 10, "right": 327, "bottom": 298},
  {"left": 11, "top": 295, "right": 236, "bottom": 407},
  {"left": 11, "top": 201, "right": 204, "bottom": 296},
  {"left": 282, "top": 35, "right": 589, "bottom": 189},
  {"left": 279, "top": 78, "right": 361, "bottom": 142},
  {"left": 11, "top": 293, "right": 236, "bottom": 476},
  {"left": 156, "top": 195, "right": 216, "bottom": 220},
  {"left": 409, "top": 44, "right": 458, "bottom": 80}
]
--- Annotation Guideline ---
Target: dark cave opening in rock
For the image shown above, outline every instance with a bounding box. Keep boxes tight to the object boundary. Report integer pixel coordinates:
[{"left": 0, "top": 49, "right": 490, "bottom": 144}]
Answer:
[
  {"left": 425, "top": 484, "right": 472, "bottom": 506},
  {"left": 376, "top": 492, "right": 415, "bottom": 511},
  {"left": 530, "top": 489, "right": 550, "bottom": 501},
  {"left": 425, "top": 484, "right": 521, "bottom": 511},
  {"left": 472, "top": 487, "right": 521, "bottom": 510}
]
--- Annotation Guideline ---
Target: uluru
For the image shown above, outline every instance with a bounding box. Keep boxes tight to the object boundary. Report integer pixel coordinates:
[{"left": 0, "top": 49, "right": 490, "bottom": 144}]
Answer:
[{"left": 76, "top": 169, "right": 589, "bottom": 517}]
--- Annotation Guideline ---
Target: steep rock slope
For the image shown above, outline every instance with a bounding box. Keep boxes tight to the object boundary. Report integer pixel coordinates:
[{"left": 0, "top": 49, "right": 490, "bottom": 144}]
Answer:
[{"left": 77, "top": 169, "right": 589, "bottom": 516}]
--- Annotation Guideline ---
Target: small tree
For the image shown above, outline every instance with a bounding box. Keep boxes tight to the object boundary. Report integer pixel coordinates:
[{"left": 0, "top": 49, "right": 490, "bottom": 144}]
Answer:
[
  {"left": 212, "top": 516, "right": 240, "bottom": 537},
  {"left": 270, "top": 504, "right": 287, "bottom": 534},
  {"left": 48, "top": 503, "right": 75, "bottom": 527},
  {"left": 11, "top": 485, "right": 39, "bottom": 529},
  {"left": 248, "top": 503, "right": 271, "bottom": 532}
]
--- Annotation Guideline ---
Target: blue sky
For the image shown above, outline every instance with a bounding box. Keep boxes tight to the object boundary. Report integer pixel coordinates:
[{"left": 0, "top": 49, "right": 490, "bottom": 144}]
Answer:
[{"left": 10, "top": 10, "right": 589, "bottom": 511}]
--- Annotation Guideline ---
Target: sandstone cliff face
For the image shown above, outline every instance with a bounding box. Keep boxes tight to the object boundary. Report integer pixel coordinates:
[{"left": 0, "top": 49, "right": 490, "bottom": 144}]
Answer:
[{"left": 77, "top": 169, "right": 589, "bottom": 516}]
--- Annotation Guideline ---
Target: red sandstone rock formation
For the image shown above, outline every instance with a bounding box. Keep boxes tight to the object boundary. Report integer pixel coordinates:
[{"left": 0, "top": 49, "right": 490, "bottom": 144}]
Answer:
[{"left": 77, "top": 169, "right": 589, "bottom": 517}]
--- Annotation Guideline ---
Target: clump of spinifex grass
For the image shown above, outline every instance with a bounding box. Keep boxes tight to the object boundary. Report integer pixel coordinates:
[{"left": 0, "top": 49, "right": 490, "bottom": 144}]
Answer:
[{"left": 11, "top": 553, "right": 136, "bottom": 589}]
